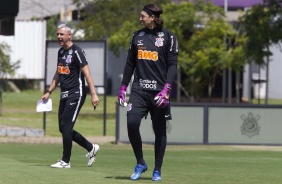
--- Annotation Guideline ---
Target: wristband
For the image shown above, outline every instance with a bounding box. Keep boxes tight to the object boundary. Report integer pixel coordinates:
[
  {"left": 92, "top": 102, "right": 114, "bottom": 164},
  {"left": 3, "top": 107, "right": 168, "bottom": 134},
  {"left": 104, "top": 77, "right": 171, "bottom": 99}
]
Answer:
[{"left": 46, "top": 90, "right": 52, "bottom": 94}]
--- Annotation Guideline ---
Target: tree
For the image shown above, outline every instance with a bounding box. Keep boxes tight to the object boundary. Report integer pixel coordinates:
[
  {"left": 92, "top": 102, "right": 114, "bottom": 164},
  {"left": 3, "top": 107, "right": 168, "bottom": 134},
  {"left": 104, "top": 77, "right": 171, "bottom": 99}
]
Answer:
[
  {"left": 46, "top": 15, "right": 60, "bottom": 40},
  {"left": 74, "top": 0, "right": 247, "bottom": 102},
  {"left": 184, "top": 20, "right": 246, "bottom": 101},
  {"left": 109, "top": 1, "right": 247, "bottom": 102},
  {"left": 0, "top": 43, "right": 20, "bottom": 78},
  {"left": 238, "top": 0, "right": 282, "bottom": 104},
  {"left": 172, "top": 1, "right": 246, "bottom": 102},
  {"left": 73, "top": 0, "right": 171, "bottom": 42},
  {"left": 0, "top": 42, "right": 20, "bottom": 115},
  {"left": 239, "top": 0, "right": 282, "bottom": 65}
]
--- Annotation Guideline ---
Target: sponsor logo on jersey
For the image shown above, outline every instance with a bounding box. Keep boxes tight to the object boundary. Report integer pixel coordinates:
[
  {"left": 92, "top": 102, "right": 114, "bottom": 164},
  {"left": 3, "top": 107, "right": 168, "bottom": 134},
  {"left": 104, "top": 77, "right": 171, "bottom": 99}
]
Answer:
[
  {"left": 137, "top": 46, "right": 146, "bottom": 50},
  {"left": 138, "top": 31, "right": 145, "bottom": 36},
  {"left": 58, "top": 65, "right": 70, "bottom": 74},
  {"left": 157, "top": 32, "right": 164, "bottom": 37},
  {"left": 155, "top": 38, "right": 164, "bottom": 47},
  {"left": 138, "top": 50, "right": 158, "bottom": 61},
  {"left": 139, "top": 79, "right": 157, "bottom": 89},
  {"left": 66, "top": 55, "right": 72, "bottom": 63},
  {"left": 137, "top": 40, "right": 143, "bottom": 46}
]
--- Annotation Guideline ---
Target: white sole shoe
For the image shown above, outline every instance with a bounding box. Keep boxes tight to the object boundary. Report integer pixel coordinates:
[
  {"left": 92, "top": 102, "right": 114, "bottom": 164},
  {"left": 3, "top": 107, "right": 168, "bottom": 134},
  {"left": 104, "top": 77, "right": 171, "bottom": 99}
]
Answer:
[
  {"left": 50, "top": 160, "right": 71, "bottom": 168},
  {"left": 86, "top": 144, "right": 100, "bottom": 167}
]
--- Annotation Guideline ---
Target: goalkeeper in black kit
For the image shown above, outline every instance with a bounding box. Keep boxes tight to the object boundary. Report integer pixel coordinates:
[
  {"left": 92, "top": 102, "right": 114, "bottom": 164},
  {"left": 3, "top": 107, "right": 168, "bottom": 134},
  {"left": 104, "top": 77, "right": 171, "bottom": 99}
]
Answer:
[{"left": 117, "top": 3, "right": 178, "bottom": 182}]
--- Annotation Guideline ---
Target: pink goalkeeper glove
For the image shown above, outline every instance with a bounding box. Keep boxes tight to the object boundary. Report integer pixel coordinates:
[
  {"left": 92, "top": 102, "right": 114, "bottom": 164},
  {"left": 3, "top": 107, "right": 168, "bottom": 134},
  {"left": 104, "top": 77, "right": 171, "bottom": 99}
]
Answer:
[
  {"left": 154, "top": 83, "right": 172, "bottom": 108},
  {"left": 118, "top": 85, "right": 127, "bottom": 107}
]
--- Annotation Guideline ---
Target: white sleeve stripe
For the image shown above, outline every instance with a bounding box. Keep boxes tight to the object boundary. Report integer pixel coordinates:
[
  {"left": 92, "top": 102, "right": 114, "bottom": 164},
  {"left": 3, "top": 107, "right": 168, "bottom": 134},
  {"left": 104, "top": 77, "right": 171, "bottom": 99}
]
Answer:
[
  {"left": 72, "top": 96, "right": 82, "bottom": 122},
  {"left": 170, "top": 35, "right": 174, "bottom": 52},
  {"left": 75, "top": 50, "right": 83, "bottom": 63}
]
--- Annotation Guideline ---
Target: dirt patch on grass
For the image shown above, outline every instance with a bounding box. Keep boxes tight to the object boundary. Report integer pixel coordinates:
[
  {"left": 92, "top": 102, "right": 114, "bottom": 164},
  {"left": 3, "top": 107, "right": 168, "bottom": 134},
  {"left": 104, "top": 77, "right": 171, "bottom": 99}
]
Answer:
[
  {"left": 1, "top": 136, "right": 282, "bottom": 152},
  {"left": 225, "top": 145, "right": 282, "bottom": 151},
  {"left": 0, "top": 136, "right": 115, "bottom": 144}
]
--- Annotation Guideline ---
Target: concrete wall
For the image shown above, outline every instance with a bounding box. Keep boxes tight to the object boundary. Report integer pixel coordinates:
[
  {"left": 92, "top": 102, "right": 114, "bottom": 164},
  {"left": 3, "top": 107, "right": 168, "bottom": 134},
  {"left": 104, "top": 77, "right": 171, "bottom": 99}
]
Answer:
[{"left": 116, "top": 103, "right": 282, "bottom": 145}]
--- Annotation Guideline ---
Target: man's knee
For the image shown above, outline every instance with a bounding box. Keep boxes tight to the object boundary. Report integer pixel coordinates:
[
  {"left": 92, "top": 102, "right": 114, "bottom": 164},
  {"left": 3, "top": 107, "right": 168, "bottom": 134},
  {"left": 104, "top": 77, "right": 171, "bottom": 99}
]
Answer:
[
  {"left": 60, "top": 128, "right": 72, "bottom": 137},
  {"left": 127, "top": 113, "right": 142, "bottom": 130}
]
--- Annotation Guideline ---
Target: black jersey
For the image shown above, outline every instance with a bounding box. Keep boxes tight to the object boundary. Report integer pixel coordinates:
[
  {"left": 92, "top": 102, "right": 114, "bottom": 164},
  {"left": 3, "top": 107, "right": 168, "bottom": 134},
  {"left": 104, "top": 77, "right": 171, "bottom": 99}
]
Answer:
[
  {"left": 122, "top": 27, "right": 178, "bottom": 91},
  {"left": 57, "top": 44, "right": 88, "bottom": 97}
]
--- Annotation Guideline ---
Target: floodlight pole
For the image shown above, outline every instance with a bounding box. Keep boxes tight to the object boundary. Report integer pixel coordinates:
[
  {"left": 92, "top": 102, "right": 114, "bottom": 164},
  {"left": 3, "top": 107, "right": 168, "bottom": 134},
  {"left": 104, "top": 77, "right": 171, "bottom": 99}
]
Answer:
[
  {"left": 224, "top": 0, "right": 233, "bottom": 104},
  {"left": 224, "top": 0, "right": 228, "bottom": 12}
]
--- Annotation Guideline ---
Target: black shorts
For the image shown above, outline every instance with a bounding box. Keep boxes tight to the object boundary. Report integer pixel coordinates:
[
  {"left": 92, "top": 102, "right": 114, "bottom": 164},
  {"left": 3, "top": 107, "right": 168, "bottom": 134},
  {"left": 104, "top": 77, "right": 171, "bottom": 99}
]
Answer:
[{"left": 127, "top": 88, "right": 172, "bottom": 121}]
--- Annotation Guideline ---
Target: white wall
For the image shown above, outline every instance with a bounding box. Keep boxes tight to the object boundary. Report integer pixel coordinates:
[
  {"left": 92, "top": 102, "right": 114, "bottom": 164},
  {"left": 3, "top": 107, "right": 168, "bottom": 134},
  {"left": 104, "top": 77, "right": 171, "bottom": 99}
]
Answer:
[
  {"left": 242, "top": 43, "right": 282, "bottom": 100},
  {"left": 268, "top": 44, "right": 282, "bottom": 99},
  {"left": 0, "top": 20, "right": 46, "bottom": 79}
]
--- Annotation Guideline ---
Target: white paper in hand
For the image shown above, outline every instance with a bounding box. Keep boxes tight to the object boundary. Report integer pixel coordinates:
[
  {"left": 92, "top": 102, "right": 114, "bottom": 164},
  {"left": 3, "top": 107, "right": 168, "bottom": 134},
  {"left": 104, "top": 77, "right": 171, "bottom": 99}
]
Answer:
[{"left": 36, "top": 99, "right": 52, "bottom": 112}]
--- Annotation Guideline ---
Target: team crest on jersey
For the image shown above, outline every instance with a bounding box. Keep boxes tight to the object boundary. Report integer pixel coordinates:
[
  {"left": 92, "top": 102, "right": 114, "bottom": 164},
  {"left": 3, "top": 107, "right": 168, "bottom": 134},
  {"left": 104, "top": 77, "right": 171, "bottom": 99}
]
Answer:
[
  {"left": 138, "top": 31, "right": 145, "bottom": 36},
  {"left": 68, "top": 49, "right": 73, "bottom": 55},
  {"left": 60, "top": 49, "right": 64, "bottom": 54},
  {"left": 155, "top": 38, "right": 164, "bottom": 47},
  {"left": 66, "top": 55, "right": 72, "bottom": 63}
]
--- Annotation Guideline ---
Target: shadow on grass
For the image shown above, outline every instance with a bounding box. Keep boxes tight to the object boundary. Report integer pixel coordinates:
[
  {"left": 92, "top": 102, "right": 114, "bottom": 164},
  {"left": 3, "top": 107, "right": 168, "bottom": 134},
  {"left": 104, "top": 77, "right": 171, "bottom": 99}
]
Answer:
[
  {"left": 47, "top": 112, "right": 116, "bottom": 119},
  {"left": 105, "top": 176, "right": 152, "bottom": 181}
]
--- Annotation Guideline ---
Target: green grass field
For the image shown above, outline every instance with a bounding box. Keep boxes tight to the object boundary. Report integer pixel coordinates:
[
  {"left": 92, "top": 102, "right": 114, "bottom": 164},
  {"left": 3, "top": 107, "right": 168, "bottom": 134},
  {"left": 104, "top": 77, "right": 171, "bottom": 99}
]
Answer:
[
  {"left": 2, "top": 91, "right": 282, "bottom": 183},
  {"left": 0, "top": 90, "right": 116, "bottom": 137},
  {"left": 2, "top": 90, "right": 282, "bottom": 138},
  {"left": 1, "top": 143, "right": 282, "bottom": 184}
]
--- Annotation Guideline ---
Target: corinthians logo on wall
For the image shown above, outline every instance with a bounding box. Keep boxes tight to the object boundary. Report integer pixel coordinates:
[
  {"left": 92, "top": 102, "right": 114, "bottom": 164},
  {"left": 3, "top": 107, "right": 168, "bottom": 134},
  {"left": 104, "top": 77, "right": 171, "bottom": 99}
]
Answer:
[{"left": 240, "top": 112, "right": 260, "bottom": 138}]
